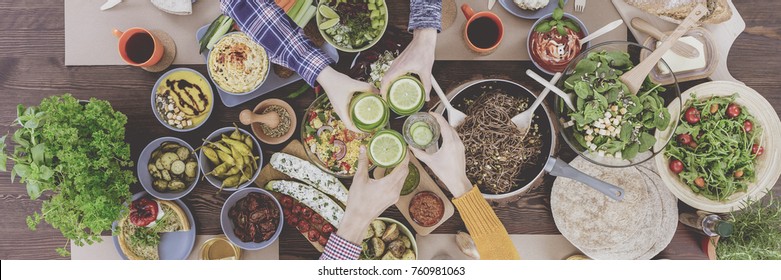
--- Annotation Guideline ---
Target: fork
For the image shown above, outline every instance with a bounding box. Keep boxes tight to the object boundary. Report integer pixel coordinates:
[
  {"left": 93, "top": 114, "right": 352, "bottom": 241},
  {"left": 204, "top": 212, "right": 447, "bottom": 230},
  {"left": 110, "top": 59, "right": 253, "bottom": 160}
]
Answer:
[{"left": 574, "top": 0, "right": 586, "bottom": 13}]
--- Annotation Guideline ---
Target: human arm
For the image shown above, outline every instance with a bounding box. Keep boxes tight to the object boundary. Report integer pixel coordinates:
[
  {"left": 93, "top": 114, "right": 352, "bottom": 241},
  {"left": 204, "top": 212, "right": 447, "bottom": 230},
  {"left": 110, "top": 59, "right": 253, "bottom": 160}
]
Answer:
[
  {"left": 411, "top": 113, "right": 520, "bottom": 260},
  {"left": 379, "top": 0, "right": 441, "bottom": 101},
  {"left": 320, "top": 147, "right": 410, "bottom": 260},
  {"left": 221, "top": 0, "right": 368, "bottom": 131}
]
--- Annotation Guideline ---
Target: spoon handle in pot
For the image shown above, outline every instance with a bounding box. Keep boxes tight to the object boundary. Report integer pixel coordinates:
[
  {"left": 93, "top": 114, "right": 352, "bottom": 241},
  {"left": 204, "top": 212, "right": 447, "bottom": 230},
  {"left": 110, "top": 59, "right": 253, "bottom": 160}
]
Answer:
[{"left": 545, "top": 157, "right": 625, "bottom": 201}]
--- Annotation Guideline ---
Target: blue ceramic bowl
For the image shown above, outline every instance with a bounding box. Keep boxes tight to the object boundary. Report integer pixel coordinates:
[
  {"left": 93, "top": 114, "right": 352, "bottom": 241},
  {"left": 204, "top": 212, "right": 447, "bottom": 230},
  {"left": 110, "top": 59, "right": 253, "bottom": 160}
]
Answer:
[
  {"left": 527, "top": 13, "right": 590, "bottom": 75},
  {"left": 138, "top": 137, "right": 200, "bottom": 200},
  {"left": 199, "top": 127, "right": 262, "bottom": 191},
  {"left": 220, "top": 188, "right": 283, "bottom": 250}
]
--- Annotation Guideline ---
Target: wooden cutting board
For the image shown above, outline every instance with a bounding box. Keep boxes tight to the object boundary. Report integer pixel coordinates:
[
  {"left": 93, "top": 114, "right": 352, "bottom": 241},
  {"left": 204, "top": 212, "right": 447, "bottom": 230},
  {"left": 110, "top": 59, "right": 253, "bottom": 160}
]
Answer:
[
  {"left": 255, "top": 140, "right": 326, "bottom": 252},
  {"left": 611, "top": 0, "right": 746, "bottom": 84},
  {"left": 373, "top": 156, "right": 455, "bottom": 236}
]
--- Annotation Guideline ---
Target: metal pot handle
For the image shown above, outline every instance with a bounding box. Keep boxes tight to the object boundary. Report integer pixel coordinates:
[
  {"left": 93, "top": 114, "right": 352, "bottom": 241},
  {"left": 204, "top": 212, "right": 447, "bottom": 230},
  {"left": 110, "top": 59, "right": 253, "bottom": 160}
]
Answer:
[{"left": 545, "top": 157, "right": 625, "bottom": 201}]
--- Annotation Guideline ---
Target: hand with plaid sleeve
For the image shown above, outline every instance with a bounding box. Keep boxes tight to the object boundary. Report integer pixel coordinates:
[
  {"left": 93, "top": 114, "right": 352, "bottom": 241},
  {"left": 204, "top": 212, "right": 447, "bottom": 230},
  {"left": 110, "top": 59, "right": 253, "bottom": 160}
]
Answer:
[
  {"left": 220, "top": 0, "right": 371, "bottom": 132},
  {"left": 321, "top": 146, "right": 410, "bottom": 260}
]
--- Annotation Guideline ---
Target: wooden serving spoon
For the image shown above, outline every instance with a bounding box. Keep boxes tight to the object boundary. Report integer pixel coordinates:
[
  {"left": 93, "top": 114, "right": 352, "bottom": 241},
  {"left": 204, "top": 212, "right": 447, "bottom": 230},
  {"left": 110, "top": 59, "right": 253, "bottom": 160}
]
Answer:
[
  {"left": 620, "top": 4, "right": 708, "bottom": 95},
  {"left": 239, "top": 98, "right": 296, "bottom": 145},
  {"left": 631, "top": 18, "right": 700, "bottom": 59}
]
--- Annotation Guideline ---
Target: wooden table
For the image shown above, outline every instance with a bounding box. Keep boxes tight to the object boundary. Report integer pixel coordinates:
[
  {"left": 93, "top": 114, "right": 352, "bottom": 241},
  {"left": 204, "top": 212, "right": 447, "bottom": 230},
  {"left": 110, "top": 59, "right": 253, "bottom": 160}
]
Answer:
[{"left": 0, "top": 0, "right": 779, "bottom": 260}]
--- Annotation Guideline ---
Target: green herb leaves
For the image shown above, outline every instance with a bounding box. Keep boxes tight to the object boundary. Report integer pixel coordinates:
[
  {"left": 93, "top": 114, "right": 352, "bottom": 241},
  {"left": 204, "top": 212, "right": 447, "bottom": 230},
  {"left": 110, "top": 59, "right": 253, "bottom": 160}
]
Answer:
[
  {"left": 535, "top": 0, "right": 580, "bottom": 36},
  {"left": 717, "top": 196, "right": 781, "bottom": 260},
  {"left": 1, "top": 94, "right": 135, "bottom": 256}
]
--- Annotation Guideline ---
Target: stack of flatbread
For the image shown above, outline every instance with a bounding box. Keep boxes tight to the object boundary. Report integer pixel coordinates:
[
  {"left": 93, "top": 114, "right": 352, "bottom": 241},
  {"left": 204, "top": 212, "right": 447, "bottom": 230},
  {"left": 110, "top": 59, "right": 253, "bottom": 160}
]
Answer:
[
  {"left": 623, "top": 0, "right": 732, "bottom": 24},
  {"left": 551, "top": 157, "right": 678, "bottom": 260},
  {"left": 151, "top": 0, "right": 193, "bottom": 15}
]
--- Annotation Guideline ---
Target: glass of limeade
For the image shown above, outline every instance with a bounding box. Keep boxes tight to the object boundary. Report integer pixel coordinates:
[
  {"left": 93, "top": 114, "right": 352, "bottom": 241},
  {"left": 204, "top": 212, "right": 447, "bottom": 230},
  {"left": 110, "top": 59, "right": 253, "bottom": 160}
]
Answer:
[
  {"left": 350, "top": 92, "right": 390, "bottom": 133},
  {"left": 403, "top": 112, "right": 440, "bottom": 151}
]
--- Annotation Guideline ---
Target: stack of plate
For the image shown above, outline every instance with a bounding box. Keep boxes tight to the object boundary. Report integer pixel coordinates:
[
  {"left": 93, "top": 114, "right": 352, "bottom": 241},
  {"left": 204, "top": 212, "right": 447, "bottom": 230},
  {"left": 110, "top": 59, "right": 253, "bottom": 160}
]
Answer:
[{"left": 551, "top": 157, "right": 677, "bottom": 260}]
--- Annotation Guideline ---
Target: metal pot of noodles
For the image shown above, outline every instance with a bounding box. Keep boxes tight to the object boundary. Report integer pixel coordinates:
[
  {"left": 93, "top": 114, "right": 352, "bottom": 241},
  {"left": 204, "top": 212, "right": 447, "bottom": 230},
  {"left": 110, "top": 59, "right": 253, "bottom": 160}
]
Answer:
[{"left": 433, "top": 79, "right": 557, "bottom": 203}]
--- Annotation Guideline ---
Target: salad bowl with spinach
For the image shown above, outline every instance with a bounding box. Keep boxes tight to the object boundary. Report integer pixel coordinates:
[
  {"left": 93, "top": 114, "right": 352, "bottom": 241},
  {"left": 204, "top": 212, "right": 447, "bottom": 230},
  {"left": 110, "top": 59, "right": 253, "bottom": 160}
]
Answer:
[
  {"left": 316, "top": 0, "right": 389, "bottom": 53},
  {"left": 555, "top": 41, "right": 681, "bottom": 167}
]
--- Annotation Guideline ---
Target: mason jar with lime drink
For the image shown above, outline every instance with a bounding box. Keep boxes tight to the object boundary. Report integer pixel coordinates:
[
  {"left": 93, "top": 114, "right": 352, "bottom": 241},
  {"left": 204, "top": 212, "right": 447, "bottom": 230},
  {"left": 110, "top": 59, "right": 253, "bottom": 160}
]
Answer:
[
  {"left": 402, "top": 112, "right": 440, "bottom": 151},
  {"left": 368, "top": 129, "right": 407, "bottom": 168},
  {"left": 385, "top": 75, "right": 425, "bottom": 116},
  {"left": 350, "top": 92, "right": 390, "bottom": 133}
]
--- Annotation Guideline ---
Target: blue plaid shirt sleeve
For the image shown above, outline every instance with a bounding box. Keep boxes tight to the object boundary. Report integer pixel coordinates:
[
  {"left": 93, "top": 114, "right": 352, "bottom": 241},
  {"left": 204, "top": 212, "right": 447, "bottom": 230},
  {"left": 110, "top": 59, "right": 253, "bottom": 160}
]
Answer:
[
  {"left": 409, "top": 0, "right": 442, "bottom": 32},
  {"left": 320, "top": 234, "right": 362, "bottom": 260},
  {"left": 220, "top": 0, "right": 334, "bottom": 86}
]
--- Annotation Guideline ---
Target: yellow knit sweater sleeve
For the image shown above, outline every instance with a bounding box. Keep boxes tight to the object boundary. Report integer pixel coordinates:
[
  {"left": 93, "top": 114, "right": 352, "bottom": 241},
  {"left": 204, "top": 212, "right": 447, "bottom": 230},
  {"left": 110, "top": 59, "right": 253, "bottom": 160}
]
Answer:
[{"left": 451, "top": 186, "right": 520, "bottom": 260}]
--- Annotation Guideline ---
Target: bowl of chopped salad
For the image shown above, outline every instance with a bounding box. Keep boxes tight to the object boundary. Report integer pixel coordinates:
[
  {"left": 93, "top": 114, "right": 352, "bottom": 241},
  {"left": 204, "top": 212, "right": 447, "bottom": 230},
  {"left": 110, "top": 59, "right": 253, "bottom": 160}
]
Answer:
[
  {"left": 555, "top": 41, "right": 682, "bottom": 167},
  {"left": 301, "top": 94, "right": 374, "bottom": 178},
  {"left": 655, "top": 81, "right": 781, "bottom": 213},
  {"left": 316, "top": 0, "right": 389, "bottom": 53}
]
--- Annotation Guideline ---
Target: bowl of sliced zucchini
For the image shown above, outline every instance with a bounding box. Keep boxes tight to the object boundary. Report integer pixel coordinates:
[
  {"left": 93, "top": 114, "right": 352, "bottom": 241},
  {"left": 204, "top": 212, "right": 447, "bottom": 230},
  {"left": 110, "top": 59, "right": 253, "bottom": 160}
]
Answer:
[{"left": 138, "top": 137, "right": 200, "bottom": 200}]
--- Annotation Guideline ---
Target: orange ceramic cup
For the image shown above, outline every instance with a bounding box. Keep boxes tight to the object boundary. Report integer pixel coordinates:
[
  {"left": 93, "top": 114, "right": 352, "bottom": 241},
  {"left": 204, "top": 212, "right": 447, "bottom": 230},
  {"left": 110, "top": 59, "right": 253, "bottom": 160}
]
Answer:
[
  {"left": 112, "top": 28, "right": 164, "bottom": 67},
  {"left": 461, "top": 4, "right": 504, "bottom": 55}
]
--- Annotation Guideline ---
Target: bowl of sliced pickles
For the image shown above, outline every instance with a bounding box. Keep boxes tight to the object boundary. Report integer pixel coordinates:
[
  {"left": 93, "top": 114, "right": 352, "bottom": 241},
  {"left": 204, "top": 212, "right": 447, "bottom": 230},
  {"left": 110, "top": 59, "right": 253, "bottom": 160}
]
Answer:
[
  {"left": 199, "top": 126, "right": 262, "bottom": 192},
  {"left": 138, "top": 137, "right": 200, "bottom": 200}
]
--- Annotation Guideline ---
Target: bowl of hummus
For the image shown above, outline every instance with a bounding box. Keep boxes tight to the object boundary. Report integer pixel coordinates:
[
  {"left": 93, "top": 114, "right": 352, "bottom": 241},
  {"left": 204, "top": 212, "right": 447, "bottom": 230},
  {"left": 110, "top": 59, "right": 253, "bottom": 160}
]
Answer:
[
  {"left": 207, "top": 32, "right": 269, "bottom": 95},
  {"left": 527, "top": 13, "right": 588, "bottom": 75}
]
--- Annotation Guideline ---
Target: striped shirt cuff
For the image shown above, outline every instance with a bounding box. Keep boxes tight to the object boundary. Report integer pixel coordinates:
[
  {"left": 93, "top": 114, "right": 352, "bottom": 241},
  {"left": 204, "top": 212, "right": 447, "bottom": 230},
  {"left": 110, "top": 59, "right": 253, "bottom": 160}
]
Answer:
[
  {"left": 220, "top": 0, "right": 334, "bottom": 86},
  {"left": 409, "top": 0, "right": 442, "bottom": 32},
  {"left": 320, "top": 234, "right": 362, "bottom": 260}
]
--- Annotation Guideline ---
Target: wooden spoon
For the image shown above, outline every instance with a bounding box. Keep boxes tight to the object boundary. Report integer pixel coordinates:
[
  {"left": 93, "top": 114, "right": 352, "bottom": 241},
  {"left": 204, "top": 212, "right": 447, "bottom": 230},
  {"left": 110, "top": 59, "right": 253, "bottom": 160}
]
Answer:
[
  {"left": 620, "top": 4, "right": 708, "bottom": 95},
  {"left": 631, "top": 18, "right": 700, "bottom": 59},
  {"left": 431, "top": 76, "right": 467, "bottom": 127},
  {"left": 512, "top": 72, "right": 562, "bottom": 136}
]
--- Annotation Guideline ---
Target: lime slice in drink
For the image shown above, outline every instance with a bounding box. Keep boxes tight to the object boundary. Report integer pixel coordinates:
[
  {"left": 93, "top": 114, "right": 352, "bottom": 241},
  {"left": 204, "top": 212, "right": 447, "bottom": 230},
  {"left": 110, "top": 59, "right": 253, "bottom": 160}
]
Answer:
[
  {"left": 369, "top": 130, "right": 407, "bottom": 168},
  {"left": 387, "top": 76, "right": 425, "bottom": 115},
  {"left": 385, "top": 164, "right": 419, "bottom": 195},
  {"left": 318, "top": 5, "right": 339, "bottom": 19},
  {"left": 411, "top": 124, "right": 434, "bottom": 147},
  {"left": 350, "top": 93, "right": 387, "bottom": 131}
]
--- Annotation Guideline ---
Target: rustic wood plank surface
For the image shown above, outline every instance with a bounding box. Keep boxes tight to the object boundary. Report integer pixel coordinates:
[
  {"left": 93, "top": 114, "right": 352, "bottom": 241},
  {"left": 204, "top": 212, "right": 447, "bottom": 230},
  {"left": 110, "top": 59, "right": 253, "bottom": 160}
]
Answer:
[{"left": 0, "top": 0, "right": 779, "bottom": 260}]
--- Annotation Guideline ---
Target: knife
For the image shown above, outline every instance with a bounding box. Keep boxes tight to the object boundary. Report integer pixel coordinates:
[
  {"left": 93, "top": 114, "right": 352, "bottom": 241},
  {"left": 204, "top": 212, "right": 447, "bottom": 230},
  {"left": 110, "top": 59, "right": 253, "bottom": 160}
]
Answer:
[
  {"left": 489, "top": 0, "right": 496, "bottom": 10},
  {"left": 100, "top": 0, "right": 122, "bottom": 11}
]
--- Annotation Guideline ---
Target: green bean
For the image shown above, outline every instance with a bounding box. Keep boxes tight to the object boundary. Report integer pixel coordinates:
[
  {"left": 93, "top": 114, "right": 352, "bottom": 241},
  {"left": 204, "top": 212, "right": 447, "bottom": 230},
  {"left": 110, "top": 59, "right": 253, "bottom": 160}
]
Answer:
[
  {"left": 221, "top": 135, "right": 252, "bottom": 155},
  {"left": 216, "top": 150, "right": 235, "bottom": 166},
  {"left": 232, "top": 146, "right": 244, "bottom": 174},
  {"left": 207, "top": 162, "right": 231, "bottom": 177},
  {"left": 243, "top": 134, "right": 253, "bottom": 150},
  {"left": 225, "top": 166, "right": 240, "bottom": 176},
  {"left": 219, "top": 174, "right": 241, "bottom": 192},
  {"left": 230, "top": 124, "right": 243, "bottom": 141},
  {"left": 202, "top": 146, "right": 220, "bottom": 165}
]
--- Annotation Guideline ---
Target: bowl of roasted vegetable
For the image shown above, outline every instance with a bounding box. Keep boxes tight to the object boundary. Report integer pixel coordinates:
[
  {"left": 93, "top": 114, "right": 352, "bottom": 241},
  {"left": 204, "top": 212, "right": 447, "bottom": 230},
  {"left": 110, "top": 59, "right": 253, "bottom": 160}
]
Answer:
[
  {"left": 199, "top": 126, "right": 262, "bottom": 191},
  {"left": 138, "top": 137, "right": 200, "bottom": 200},
  {"left": 555, "top": 41, "right": 682, "bottom": 168},
  {"left": 655, "top": 81, "right": 781, "bottom": 213},
  {"left": 221, "top": 187, "right": 283, "bottom": 250},
  {"left": 360, "top": 218, "right": 417, "bottom": 260}
]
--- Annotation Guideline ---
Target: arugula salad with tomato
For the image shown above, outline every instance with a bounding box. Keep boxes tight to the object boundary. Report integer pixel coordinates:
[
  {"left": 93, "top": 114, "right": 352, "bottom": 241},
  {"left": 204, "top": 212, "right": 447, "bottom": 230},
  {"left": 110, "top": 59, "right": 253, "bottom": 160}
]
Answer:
[{"left": 665, "top": 94, "right": 764, "bottom": 201}]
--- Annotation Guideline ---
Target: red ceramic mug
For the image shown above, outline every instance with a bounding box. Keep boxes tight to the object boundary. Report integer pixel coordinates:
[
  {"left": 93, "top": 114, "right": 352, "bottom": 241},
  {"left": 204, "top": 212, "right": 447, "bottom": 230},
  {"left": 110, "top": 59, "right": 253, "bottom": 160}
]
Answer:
[
  {"left": 461, "top": 4, "right": 504, "bottom": 55},
  {"left": 112, "top": 28, "right": 164, "bottom": 67}
]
